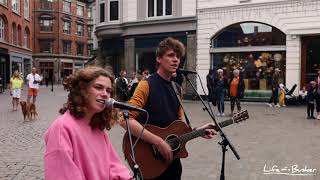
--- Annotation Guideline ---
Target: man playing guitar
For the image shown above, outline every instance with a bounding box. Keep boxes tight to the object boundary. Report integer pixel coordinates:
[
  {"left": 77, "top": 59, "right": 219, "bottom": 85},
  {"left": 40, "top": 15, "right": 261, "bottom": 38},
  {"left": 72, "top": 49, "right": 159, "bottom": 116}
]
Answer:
[{"left": 120, "top": 37, "right": 217, "bottom": 180}]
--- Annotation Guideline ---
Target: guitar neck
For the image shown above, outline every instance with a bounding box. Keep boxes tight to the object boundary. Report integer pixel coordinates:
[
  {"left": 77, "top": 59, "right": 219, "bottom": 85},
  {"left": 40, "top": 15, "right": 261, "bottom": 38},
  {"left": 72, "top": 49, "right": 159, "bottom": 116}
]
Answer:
[{"left": 168, "top": 118, "right": 234, "bottom": 146}]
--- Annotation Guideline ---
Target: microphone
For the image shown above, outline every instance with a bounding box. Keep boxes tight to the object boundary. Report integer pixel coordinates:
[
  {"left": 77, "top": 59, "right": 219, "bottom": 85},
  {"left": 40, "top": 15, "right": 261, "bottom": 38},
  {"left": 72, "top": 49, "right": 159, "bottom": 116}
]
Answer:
[
  {"left": 176, "top": 69, "right": 197, "bottom": 75},
  {"left": 97, "top": 98, "right": 147, "bottom": 113}
]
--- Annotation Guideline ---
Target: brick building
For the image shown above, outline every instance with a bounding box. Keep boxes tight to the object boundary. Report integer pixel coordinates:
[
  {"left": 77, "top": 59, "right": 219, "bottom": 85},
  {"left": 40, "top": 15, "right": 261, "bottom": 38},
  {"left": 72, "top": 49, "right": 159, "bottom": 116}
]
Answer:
[
  {"left": 0, "top": 0, "right": 33, "bottom": 88},
  {"left": 33, "top": 0, "right": 93, "bottom": 83}
]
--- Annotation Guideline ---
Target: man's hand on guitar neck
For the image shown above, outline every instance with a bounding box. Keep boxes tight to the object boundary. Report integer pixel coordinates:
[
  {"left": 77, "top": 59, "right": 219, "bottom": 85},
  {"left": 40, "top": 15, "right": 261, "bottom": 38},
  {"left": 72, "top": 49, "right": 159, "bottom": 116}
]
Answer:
[
  {"left": 154, "top": 137, "right": 173, "bottom": 163},
  {"left": 195, "top": 123, "right": 218, "bottom": 139}
]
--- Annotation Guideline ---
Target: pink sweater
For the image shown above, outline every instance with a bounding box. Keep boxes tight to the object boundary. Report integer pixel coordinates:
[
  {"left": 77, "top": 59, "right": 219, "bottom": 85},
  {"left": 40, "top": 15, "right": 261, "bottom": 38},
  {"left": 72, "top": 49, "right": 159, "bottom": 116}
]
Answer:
[{"left": 44, "top": 111, "right": 132, "bottom": 180}]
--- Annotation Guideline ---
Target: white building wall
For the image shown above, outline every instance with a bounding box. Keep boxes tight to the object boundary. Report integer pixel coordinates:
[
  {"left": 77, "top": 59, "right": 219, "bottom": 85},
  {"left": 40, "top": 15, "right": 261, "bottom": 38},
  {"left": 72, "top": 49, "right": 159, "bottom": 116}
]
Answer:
[
  {"left": 197, "top": 0, "right": 290, "bottom": 9},
  {"left": 197, "top": 0, "right": 320, "bottom": 94},
  {"left": 125, "top": 0, "right": 137, "bottom": 22},
  {"left": 182, "top": 0, "right": 196, "bottom": 16}
]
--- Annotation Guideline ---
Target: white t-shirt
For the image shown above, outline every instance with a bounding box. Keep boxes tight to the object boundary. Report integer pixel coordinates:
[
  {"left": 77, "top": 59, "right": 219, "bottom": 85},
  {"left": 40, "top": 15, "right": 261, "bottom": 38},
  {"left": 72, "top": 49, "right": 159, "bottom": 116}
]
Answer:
[{"left": 27, "top": 73, "right": 42, "bottom": 89}]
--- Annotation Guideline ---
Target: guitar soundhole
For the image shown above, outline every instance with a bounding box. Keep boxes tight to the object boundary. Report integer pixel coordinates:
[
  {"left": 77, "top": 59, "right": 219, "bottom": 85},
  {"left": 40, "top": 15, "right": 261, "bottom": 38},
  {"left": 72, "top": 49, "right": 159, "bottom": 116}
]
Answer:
[{"left": 166, "top": 134, "right": 180, "bottom": 152}]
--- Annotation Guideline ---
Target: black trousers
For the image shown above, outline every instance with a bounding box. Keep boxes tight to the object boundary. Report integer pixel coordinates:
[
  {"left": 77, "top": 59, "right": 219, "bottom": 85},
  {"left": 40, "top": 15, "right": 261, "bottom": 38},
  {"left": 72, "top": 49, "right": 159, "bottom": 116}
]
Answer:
[
  {"left": 230, "top": 97, "right": 241, "bottom": 112},
  {"left": 307, "top": 103, "right": 315, "bottom": 117},
  {"left": 268, "top": 88, "right": 278, "bottom": 105},
  {"left": 145, "top": 159, "right": 182, "bottom": 180}
]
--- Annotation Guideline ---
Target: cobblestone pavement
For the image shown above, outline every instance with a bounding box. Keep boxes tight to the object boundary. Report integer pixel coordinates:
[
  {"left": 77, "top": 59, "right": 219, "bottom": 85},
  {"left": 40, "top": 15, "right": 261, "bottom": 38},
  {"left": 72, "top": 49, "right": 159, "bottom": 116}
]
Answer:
[{"left": 0, "top": 85, "right": 319, "bottom": 180}]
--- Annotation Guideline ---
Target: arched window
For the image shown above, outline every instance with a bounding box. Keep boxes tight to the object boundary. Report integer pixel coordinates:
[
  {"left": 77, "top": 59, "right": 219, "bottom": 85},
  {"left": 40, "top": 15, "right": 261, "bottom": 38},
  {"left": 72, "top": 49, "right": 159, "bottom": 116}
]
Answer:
[
  {"left": 24, "top": 0, "right": 29, "bottom": 19},
  {"left": 24, "top": 27, "right": 30, "bottom": 48},
  {"left": 212, "top": 22, "right": 285, "bottom": 48},
  {"left": 211, "top": 22, "right": 286, "bottom": 92},
  {"left": 0, "top": 17, "right": 4, "bottom": 41},
  {"left": 12, "top": 23, "right": 17, "bottom": 45},
  {"left": 18, "top": 25, "right": 22, "bottom": 46}
]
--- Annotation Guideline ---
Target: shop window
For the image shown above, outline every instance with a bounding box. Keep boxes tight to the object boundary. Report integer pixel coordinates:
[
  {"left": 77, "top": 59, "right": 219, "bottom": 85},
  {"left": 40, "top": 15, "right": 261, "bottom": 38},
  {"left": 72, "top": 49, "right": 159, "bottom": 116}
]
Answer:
[{"left": 211, "top": 22, "right": 286, "bottom": 92}]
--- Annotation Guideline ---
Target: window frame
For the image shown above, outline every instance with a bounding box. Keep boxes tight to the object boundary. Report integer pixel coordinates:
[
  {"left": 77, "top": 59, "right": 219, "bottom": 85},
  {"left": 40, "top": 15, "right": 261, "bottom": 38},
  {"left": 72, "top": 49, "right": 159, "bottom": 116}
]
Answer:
[
  {"left": 39, "top": 40, "right": 53, "bottom": 53},
  {"left": 24, "top": 0, "right": 29, "bottom": 19},
  {"left": 76, "top": 43, "right": 84, "bottom": 56},
  {"left": 40, "top": 0, "right": 52, "bottom": 10},
  {"left": 62, "top": 40, "right": 71, "bottom": 54},
  {"left": 147, "top": 0, "right": 172, "bottom": 18},
  {"left": 100, "top": 2, "right": 105, "bottom": 23},
  {"left": 63, "top": 0, "right": 71, "bottom": 13},
  {"left": 0, "top": 17, "right": 4, "bottom": 41},
  {"left": 76, "top": 4, "right": 84, "bottom": 17},
  {"left": 76, "top": 24, "right": 84, "bottom": 36},
  {"left": 109, "top": 0, "right": 119, "bottom": 22},
  {"left": 63, "top": 21, "right": 71, "bottom": 34},
  {"left": 39, "top": 19, "right": 53, "bottom": 32},
  {"left": 12, "top": 0, "right": 20, "bottom": 14},
  {"left": 0, "top": 0, "right": 7, "bottom": 7}
]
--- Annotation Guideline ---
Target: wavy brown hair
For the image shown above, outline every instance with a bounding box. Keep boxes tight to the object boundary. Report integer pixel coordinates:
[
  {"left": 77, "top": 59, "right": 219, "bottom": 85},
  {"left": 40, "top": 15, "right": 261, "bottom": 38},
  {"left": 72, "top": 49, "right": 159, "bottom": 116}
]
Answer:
[
  {"left": 156, "top": 37, "right": 185, "bottom": 59},
  {"left": 59, "top": 66, "right": 119, "bottom": 131}
]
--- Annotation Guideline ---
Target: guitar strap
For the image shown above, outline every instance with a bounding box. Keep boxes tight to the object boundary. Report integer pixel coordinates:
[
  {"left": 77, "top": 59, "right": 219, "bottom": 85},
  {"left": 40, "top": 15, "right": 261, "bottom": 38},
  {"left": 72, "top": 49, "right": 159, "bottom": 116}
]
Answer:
[{"left": 171, "top": 81, "right": 191, "bottom": 127}]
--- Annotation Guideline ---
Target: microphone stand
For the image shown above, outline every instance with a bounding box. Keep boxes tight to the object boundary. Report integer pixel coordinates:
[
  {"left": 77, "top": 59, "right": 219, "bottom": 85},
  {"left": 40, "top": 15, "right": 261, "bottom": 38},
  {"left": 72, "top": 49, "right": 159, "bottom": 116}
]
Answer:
[
  {"left": 183, "top": 74, "right": 240, "bottom": 180},
  {"left": 122, "top": 110, "right": 143, "bottom": 180}
]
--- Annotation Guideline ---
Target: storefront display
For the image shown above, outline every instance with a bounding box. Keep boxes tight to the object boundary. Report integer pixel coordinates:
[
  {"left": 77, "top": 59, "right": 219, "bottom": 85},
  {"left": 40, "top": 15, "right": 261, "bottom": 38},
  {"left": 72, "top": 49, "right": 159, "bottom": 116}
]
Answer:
[
  {"left": 211, "top": 22, "right": 286, "bottom": 92},
  {"left": 213, "top": 51, "right": 285, "bottom": 90}
]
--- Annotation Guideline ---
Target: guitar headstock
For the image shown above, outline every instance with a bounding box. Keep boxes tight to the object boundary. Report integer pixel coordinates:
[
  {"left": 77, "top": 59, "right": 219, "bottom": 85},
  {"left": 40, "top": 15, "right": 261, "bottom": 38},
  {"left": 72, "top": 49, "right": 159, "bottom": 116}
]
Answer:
[{"left": 232, "top": 110, "right": 249, "bottom": 123}]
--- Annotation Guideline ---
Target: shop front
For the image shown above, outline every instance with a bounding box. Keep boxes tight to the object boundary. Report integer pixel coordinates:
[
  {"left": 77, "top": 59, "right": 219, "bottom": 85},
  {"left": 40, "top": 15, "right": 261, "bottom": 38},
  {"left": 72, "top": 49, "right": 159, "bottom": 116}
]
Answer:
[{"left": 210, "top": 22, "right": 286, "bottom": 97}]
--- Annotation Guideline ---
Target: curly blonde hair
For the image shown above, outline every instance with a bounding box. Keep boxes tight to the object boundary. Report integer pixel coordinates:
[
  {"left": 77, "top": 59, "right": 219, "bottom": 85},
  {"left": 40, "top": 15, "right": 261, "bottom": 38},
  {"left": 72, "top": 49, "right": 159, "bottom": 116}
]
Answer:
[{"left": 59, "top": 66, "right": 119, "bottom": 131}]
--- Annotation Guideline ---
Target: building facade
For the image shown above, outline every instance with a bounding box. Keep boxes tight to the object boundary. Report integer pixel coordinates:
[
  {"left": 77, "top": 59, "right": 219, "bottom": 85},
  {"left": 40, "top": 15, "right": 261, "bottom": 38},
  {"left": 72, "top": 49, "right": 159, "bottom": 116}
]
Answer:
[
  {"left": 197, "top": 0, "right": 320, "bottom": 95},
  {"left": 95, "top": 0, "right": 197, "bottom": 84},
  {"left": 33, "top": 0, "right": 92, "bottom": 83},
  {"left": 0, "top": 0, "right": 33, "bottom": 88}
]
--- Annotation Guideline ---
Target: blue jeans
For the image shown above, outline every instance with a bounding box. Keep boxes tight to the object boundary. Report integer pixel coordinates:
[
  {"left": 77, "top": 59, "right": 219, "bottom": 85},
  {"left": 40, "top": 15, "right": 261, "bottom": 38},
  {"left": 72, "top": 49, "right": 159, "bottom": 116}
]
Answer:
[{"left": 216, "top": 93, "right": 225, "bottom": 113}]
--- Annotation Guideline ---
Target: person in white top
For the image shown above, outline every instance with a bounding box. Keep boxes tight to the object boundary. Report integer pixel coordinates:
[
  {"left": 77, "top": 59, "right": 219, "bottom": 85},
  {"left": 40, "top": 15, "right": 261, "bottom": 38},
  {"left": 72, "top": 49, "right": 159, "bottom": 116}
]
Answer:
[
  {"left": 298, "top": 86, "right": 307, "bottom": 105},
  {"left": 26, "top": 67, "right": 43, "bottom": 104}
]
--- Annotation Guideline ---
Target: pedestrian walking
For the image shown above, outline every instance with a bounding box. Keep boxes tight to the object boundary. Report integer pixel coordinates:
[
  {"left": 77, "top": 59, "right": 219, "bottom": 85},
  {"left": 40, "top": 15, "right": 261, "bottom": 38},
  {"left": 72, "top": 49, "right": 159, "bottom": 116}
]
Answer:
[{"left": 26, "top": 67, "right": 42, "bottom": 105}]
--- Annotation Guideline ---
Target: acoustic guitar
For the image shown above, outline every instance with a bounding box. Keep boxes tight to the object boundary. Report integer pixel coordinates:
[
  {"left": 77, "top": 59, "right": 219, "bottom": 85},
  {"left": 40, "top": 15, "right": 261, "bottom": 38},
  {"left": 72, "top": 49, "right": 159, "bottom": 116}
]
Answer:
[{"left": 122, "top": 110, "right": 249, "bottom": 179}]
